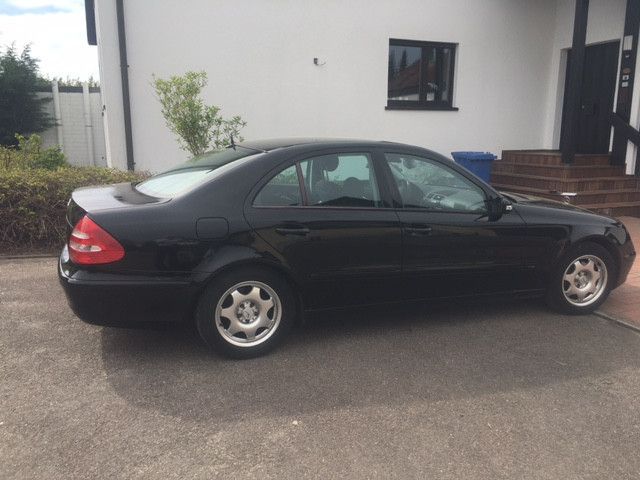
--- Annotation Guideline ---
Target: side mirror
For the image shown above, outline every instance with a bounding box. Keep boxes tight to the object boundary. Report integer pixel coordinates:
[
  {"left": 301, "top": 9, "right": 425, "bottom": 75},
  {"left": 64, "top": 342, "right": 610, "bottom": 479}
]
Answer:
[{"left": 487, "top": 196, "right": 511, "bottom": 221}]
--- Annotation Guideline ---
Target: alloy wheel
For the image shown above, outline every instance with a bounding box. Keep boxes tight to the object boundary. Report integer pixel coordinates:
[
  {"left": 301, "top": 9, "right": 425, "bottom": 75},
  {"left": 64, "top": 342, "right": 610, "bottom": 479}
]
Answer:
[
  {"left": 215, "top": 281, "right": 282, "bottom": 347},
  {"left": 561, "top": 254, "right": 608, "bottom": 307}
]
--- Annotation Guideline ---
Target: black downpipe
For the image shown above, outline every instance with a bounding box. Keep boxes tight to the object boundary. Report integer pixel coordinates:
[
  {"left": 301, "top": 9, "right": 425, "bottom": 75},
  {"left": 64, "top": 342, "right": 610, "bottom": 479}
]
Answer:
[{"left": 116, "top": 0, "right": 135, "bottom": 171}]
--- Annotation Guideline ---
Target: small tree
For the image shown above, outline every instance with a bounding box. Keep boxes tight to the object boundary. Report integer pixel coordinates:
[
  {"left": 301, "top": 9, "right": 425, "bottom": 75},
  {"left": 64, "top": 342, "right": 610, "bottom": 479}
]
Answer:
[
  {"left": 152, "top": 71, "right": 246, "bottom": 157},
  {"left": 0, "top": 45, "right": 52, "bottom": 146}
]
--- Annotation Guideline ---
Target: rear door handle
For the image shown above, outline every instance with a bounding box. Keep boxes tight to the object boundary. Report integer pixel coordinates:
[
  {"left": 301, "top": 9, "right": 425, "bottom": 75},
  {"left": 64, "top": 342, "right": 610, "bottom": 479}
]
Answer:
[
  {"left": 403, "top": 225, "right": 432, "bottom": 235},
  {"left": 275, "top": 226, "right": 310, "bottom": 236}
]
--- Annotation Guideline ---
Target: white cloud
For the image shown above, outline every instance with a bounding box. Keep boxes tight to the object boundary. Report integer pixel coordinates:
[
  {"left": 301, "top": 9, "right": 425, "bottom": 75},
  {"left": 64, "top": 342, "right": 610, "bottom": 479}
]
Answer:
[
  {"left": 0, "top": 0, "right": 99, "bottom": 81},
  {"left": 4, "top": 0, "right": 79, "bottom": 12}
]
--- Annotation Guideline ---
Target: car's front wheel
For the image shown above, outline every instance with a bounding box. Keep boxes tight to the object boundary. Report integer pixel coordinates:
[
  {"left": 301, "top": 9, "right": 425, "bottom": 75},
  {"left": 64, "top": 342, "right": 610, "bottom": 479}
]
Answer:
[
  {"left": 546, "top": 242, "right": 615, "bottom": 314},
  {"left": 196, "top": 267, "right": 295, "bottom": 358}
]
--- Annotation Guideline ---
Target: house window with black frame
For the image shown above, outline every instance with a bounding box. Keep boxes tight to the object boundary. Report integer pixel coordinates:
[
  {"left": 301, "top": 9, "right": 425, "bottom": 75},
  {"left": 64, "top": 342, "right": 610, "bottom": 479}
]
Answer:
[{"left": 387, "top": 39, "right": 457, "bottom": 111}]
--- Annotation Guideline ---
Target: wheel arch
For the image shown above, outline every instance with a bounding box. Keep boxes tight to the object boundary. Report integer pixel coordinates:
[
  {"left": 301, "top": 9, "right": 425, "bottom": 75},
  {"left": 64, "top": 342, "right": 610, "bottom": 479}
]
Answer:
[
  {"left": 564, "top": 234, "right": 622, "bottom": 281},
  {"left": 545, "top": 234, "right": 620, "bottom": 314},
  {"left": 190, "top": 258, "right": 305, "bottom": 326}
]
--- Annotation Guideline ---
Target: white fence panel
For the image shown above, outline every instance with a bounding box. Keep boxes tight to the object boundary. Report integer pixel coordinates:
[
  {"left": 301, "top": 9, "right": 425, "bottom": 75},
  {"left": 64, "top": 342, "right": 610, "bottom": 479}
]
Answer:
[{"left": 37, "top": 82, "right": 107, "bottom": 167}]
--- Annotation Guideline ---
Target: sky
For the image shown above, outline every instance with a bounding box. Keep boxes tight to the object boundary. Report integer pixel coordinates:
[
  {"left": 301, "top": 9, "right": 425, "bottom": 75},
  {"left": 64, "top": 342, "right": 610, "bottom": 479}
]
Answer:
[{"left": 0, "top": 0, "right": 99, "bottom": 81}]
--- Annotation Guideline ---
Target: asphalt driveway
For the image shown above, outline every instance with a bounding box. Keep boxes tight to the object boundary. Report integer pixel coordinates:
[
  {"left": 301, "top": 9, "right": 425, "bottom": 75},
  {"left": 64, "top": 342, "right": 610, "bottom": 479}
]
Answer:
[{"left": 2, "top": 257, "right": 640, "bottom": 479}]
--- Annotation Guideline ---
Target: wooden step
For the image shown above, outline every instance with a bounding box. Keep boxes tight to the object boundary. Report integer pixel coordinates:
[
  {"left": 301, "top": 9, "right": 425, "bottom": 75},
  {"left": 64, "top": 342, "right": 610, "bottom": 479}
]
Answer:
[
  {"left": 491, "top": 150, "right": 639, "bottom": 218},
  {"left": 501, "top": 150, "right": 611, "bottom": 166},
  {"left": 492, "top": 162, "right": 625, "bottom": 178},
  {"left": 491, "top": 172, "right": 640, "bottom": 192}
]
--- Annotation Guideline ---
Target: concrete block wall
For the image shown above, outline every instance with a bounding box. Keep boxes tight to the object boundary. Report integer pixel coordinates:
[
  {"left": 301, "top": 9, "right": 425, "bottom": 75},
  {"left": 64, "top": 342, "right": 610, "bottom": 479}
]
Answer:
[{"left": 37, "top": 82, "right": 107, "bottom": 167}]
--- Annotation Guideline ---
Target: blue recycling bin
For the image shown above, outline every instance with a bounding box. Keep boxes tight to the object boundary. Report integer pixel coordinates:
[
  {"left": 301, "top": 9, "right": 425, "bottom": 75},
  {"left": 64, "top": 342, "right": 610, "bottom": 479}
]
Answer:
[{"left": 451, "top": 151, "right": 497, "bottom": 183}]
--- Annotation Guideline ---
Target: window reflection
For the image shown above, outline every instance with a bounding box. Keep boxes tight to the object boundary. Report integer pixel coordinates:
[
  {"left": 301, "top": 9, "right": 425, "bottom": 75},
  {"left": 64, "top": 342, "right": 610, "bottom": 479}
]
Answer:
[{"left": 388, "top": 45, "right": 421, "bottom": 101}]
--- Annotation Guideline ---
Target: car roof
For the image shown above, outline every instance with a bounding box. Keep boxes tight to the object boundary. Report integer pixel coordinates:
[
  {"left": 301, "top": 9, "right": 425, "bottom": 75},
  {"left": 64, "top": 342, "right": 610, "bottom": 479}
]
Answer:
[{"left": 238, "top": 138, "right": 406, "bottom": 151}]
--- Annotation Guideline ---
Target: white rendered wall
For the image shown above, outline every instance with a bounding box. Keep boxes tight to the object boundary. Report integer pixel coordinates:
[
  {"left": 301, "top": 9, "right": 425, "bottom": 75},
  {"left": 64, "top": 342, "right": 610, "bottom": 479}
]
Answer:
[
  {"left": 94, "top": 0, "right": 126, "bottom": 169},
  {"left": 96, "top": 0, "right": 564, "bottom": 173},
  {"left": 89, "top": 92, "right": 107, "bottom": 165}
]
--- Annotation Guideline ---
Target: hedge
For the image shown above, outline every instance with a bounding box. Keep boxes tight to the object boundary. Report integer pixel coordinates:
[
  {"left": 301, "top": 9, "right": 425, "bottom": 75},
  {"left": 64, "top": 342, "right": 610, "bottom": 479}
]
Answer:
[{"left": 0, "top": 166, "right": 146, "bottom": 251}]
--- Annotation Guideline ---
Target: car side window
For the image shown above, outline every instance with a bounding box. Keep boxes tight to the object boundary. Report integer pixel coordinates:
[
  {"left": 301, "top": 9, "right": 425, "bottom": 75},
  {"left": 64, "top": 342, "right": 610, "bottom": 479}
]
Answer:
[
  {"left": 253, "top": 165, "right": 302, "bottom": 206},
  {"left": 385, "top": 153, "right": 487, "bottom": 213},
  {"left": 300, "top": 153, "right": 382, "bottom": 208}
]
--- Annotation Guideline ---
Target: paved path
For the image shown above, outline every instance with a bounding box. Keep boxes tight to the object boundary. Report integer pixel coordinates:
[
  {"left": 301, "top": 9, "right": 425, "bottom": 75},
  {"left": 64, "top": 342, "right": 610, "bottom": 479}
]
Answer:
[
  {"left": 599, "top": 216, "right": 640, "bottom": 328},
  {"left": 2, "top": 258, "right": 640, "bottom": 479}
]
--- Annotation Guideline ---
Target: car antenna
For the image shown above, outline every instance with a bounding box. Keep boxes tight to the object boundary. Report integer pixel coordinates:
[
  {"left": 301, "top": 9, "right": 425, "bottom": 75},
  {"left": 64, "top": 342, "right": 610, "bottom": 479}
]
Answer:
[{"left": 229, "top": 134, "right": 236, "bottom": 150}]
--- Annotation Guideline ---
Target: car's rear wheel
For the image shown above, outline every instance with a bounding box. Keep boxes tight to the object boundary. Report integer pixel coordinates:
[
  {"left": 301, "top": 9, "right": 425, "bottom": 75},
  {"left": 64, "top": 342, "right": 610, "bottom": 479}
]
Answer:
[
  {"left": 546, "top": 242, "right": 615, "bottom": 314},
  {"left": 196, "top": 267, "right": 294, "bottom": 358}
]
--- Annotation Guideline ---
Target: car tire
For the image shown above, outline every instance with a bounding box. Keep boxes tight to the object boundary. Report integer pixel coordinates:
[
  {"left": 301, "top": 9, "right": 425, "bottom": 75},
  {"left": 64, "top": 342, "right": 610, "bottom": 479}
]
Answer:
[
  {"left": 195, "top": 266, "right": 295, "bottom": 358},
  {"left": 546, "top": 242, "right": 616, "bottom": 315}
]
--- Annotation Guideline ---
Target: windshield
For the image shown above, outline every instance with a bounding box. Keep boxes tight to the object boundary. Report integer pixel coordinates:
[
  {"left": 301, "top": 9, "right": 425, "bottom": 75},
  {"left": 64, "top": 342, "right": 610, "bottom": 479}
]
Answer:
[{"left": 135, "top": 146, "right": 260, "bottom": 198}]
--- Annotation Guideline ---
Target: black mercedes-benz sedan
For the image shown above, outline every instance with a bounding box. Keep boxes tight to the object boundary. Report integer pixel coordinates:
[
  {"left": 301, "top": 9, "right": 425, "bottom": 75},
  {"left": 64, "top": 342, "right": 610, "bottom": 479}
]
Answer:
[{"left": 59, "top": 139, "right": 636, "bottom": 357}]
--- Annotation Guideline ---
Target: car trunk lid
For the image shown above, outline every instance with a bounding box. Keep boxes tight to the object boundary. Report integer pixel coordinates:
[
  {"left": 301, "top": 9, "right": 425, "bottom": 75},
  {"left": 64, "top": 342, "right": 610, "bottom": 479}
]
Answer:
[{"left": 66, "top": 182, "right": 166, "bottom": 230}]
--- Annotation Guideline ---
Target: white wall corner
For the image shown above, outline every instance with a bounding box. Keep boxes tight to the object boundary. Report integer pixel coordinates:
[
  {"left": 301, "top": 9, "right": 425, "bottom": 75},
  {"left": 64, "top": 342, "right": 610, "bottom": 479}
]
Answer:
[
  {"left": 94, "top": 0, "right": 127, "bottom": 170},
  {"left": 624, "top": 22, "right": 640, "bottom": 175}
]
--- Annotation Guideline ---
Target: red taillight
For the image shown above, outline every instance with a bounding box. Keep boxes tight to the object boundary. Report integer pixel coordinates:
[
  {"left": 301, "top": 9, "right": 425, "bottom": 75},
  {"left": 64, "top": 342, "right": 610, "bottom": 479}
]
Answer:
[{"left": 69, "top": 215, "right": 125, "bottom": 265}]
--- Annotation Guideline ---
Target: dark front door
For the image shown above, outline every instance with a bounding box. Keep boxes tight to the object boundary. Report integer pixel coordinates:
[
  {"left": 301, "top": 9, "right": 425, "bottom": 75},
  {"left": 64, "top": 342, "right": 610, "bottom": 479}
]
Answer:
[{"left": 561, "top": 41, "right": 620, "bottom": 154}]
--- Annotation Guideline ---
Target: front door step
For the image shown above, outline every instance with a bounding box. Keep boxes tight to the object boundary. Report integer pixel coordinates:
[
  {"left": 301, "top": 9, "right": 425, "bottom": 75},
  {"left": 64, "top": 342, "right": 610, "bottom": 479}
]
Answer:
[{"left": 491, "top": 151, "right": 640, "bottom": 217}]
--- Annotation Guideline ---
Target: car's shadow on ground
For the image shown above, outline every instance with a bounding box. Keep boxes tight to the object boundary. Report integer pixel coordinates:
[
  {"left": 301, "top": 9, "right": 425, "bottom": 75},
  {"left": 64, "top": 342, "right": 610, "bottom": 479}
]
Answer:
[{"left": 100, "top": 298, "right": 640, "bottom": 423}]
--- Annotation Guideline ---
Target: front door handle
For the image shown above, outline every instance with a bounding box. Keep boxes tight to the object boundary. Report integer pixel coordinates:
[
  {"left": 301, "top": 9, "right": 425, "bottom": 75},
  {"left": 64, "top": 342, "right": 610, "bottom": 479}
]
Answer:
[
  {"left": 403, "top": 225, "right": 432, "bottom": 235},
  {"left": 275, "top": 226, "right": 310, "bottom": 236}
]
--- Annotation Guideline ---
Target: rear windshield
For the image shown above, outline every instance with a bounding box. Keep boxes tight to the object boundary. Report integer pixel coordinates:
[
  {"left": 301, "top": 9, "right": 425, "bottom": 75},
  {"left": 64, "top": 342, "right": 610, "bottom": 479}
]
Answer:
[{"left": 135, "top": 147, "right": 259, "bottom": 198}]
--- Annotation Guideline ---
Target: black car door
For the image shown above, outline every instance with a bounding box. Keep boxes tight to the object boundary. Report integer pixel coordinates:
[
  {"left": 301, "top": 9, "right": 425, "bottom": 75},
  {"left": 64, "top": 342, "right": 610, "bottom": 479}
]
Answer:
[
  {"left": 377, "top": 150, "right": 535, "bottom": 300},
  {"left": 245, "top": 149, "right": 403, "bottom": 309}
]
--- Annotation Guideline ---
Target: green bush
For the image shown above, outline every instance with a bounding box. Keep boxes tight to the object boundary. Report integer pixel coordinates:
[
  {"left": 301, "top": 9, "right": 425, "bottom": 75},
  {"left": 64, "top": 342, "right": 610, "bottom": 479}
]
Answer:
[
  {"left": 152, "top": 71, "right": 246, "bottom": 156},
  {"left": 0, "top": 166, "right": 145, "bottom": 251},
  {"left": 1, "top": 134, "right": 67, "bottom": 170},
  {"left": 32, "top": 145, "right": 66, "bottom": 170}
]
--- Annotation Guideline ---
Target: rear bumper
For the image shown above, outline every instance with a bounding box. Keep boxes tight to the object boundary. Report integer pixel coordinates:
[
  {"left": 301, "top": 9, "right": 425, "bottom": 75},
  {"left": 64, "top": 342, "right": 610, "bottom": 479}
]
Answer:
[{"left": 58, "top": 246, "right": 197, "bottom": 326}]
